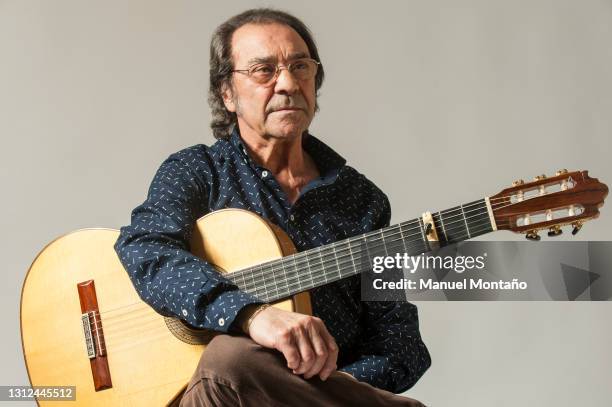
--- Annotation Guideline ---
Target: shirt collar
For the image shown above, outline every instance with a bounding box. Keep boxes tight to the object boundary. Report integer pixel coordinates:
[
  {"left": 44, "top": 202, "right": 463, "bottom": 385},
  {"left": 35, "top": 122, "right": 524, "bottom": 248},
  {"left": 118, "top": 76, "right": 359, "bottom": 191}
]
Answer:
[{"left": 228, "top": 126, "right": 347, "bottom": 177}]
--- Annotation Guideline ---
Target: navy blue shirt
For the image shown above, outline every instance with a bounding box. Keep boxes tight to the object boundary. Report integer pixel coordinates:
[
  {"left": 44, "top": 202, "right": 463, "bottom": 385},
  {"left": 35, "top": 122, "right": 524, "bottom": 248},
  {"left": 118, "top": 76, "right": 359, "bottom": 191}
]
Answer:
[{"left": 114, "top": 128, "right": 430, "bottom": 393}]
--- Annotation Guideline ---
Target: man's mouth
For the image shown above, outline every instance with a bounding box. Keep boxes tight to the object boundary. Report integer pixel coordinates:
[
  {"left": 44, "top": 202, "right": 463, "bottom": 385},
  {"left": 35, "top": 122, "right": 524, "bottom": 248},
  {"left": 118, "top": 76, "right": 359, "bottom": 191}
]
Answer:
[{"left": 274, "top": 107, "right": 302, "bottom": 112}]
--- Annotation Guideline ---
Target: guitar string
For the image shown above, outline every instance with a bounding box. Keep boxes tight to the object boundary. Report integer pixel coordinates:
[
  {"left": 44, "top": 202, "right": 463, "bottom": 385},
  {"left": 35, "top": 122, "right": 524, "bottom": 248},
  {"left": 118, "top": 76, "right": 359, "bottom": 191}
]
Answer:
[
  {"left": 92, "top": 225, "right": 458, "bottom": 336},
  {"left": 226, "top": 209, "right": 492, "bottom": 296},
  {"left": 98, "top": 191, "right": 547, "bottom": 319},
  {"left": 98, "top": 207, "right": 498, "bottom": 322},
  {"left": 98, "top": 205, "right": 491, "bottom": 321},
  {"left": 97, "top": 192, "right": 564, "bottom": 320},
  {"left": 101, "top": 209, "right": 492, "bottom": 321},
  {"left": 86, "top": 189, "right": 556, "bottom": 347},
  {"left": 239, "top": 222, "right": 494, "bottom": 301},
  {"left": 224, "top": 201, "right": 490, "bottom": 283},
  {"left": 91, "top": 224, "right": 500, "bottom": 346},
  {"left": 97, "top": 218, "right": 500, "bottom": 329},
  {"left": 227, "top": 194, "right": 576, "bottom": 295},
  {"left": 93, "top": 220, "right": 506, "bottom": 343},
  {"left": 94, "top": 220, "right": 491, "bottom": 331}
]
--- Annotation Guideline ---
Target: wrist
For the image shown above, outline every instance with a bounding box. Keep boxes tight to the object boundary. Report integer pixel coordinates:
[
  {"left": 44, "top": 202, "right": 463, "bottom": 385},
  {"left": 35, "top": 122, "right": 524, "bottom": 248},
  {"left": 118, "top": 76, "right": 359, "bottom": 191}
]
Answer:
[{"left": 236, "top": 304, "right": 269, "bottom": 334}]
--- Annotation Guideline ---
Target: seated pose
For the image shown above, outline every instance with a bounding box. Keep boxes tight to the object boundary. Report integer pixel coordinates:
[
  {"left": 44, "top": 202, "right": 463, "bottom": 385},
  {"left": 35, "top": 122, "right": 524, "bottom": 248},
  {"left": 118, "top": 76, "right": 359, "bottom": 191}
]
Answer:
[{"left": 115, "top": 8, "right": 431, "bottom": 406}]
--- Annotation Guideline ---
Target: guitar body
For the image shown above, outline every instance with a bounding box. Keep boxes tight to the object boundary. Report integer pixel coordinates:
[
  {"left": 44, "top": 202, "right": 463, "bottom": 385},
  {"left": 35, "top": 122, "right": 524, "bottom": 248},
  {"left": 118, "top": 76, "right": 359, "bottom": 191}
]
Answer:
[{"left": 20, "top": 209, "right": 311, "bottom": 406}]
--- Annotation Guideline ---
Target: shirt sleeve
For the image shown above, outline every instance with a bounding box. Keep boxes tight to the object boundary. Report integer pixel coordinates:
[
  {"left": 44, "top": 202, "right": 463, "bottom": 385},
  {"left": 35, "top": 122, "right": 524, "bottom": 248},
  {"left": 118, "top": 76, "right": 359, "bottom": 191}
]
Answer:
[
  {"left": 113, "top": 153, "right": 262, "bottom": 333},
  {"left": 338, "top": 193, "right": 432, "bottom": 393}
]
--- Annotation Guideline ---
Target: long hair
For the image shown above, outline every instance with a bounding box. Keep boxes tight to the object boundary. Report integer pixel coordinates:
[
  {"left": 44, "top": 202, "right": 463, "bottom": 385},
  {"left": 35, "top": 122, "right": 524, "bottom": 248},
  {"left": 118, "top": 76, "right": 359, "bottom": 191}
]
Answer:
[{"left": 209, "top": 8, "right": 325, "bottom": 139}]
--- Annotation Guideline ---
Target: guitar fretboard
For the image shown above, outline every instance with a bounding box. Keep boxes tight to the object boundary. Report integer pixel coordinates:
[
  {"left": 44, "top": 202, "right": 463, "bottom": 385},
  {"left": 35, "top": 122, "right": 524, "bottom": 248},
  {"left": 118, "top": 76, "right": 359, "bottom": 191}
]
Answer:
[{"left": 226, "top": 198, "right": 493, "bottom": 302}]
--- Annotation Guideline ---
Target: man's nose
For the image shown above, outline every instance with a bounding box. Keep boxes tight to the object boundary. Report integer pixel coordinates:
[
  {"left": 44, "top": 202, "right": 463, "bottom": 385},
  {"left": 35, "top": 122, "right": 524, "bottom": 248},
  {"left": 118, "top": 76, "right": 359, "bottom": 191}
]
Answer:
[{"left": 273, "top": 68, "right": 300, "bottom": 95}]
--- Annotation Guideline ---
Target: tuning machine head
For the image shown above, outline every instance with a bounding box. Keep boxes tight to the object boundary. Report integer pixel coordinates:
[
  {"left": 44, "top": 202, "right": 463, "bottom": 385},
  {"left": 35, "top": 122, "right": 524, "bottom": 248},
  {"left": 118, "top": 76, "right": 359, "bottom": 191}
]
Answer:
[
  {"left": 547, "top": 225, "right": 563, "bottom": 237},
  {"left": 534, "top": 174, "right": 547, "bottom": 181},
  {"left": 525, "top": 230, "right": 541, "bottom": 241},
  {"left": 512, "top": 179, "right": 525, "bottom": 187},
  {"left": 572, "top": 222, "right": 583, "bottom": 235}
]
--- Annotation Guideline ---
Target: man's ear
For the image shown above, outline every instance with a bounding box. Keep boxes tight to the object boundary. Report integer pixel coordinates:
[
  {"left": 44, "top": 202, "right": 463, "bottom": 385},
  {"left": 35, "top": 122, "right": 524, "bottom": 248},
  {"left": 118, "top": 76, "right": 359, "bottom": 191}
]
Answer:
[{"left": 221, "top": 82, "right": 236, "bottom": 113}]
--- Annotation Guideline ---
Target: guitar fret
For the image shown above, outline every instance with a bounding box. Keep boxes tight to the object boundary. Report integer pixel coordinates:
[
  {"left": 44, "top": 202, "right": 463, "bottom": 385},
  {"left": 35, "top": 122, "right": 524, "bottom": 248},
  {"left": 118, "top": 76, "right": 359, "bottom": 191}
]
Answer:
[
  {"left": 249, "top": 266, "right": 257, "bottom": 296},
  {"left": 459, "top": 204, "right": 471, "bottom": 238},
  {"left": 417, "top": 217, "right": 430, "bottom": 251},
  {"left": 280, "top": 258, "right": 289, "bottom": 298},
  {"left": 260, "top": 265, "right": 270, "bottom": 301},
  {"left": 303, "top": 250, "right": 314, "bottom": 289},
  {"left": 398, "top": 222, "right": 407, "bottom": 254},
  {"left": 346, "top": 239, "right": 357, "bottom": 275},
  {"left": 291, "top": 255, "right": 302, "bottom": 291},
  {"left": 330, "top": 245, "right": 338, "bottom": 282},
  {"left": 318, "top": 246, "right": 325, "bottom": 286},
  {"left": 436, "top": 211, "right": 448, "bottom": 243},
  {"left": 379, "top": 229, "right": 387, "bottom": 257},
  {"left": 270, "top": 263, "right": 279, "bottom": 300}
]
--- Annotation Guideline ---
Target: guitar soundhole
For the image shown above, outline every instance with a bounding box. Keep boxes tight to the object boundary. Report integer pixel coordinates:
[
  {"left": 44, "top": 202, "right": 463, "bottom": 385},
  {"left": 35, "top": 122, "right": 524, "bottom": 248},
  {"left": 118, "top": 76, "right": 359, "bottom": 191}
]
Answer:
[{"left": 164, "top": 317, "right": 218, "bottom": 345}]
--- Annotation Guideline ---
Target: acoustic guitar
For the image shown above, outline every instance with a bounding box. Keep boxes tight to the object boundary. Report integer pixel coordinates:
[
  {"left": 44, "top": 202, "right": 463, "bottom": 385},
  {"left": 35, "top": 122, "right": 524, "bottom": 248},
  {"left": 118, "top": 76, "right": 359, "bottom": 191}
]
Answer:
[{"left": 20, "top": 170, "right": 607, "bottom": 406}]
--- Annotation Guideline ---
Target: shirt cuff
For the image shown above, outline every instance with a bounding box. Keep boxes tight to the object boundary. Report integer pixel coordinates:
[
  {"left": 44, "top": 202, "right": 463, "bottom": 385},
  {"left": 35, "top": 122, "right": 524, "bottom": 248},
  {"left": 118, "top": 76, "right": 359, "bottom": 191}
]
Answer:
[{"left": 179, "top": 289, "right": 263, "bottom": 333}]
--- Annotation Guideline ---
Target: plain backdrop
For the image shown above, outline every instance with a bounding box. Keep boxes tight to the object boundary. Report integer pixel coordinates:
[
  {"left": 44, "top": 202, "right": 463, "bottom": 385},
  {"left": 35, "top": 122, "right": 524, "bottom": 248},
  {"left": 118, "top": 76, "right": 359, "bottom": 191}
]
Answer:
[{"left": 1, "top": 1, "right": 611, "bottom": 406}]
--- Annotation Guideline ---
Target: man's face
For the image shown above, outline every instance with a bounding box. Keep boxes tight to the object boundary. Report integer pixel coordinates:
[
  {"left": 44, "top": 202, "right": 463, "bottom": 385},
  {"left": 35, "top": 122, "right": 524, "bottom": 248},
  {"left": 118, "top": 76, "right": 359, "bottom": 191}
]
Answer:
[{"left": 222, "top": 23, "right": 317, "bottom": 141}]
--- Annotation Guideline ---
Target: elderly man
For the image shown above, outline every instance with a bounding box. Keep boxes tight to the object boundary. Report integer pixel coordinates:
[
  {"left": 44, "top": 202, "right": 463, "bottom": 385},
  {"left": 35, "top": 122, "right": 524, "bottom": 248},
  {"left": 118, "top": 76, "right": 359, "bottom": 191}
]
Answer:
[{"left": 115, "top": 8, "right": 430, "bottom": 407}]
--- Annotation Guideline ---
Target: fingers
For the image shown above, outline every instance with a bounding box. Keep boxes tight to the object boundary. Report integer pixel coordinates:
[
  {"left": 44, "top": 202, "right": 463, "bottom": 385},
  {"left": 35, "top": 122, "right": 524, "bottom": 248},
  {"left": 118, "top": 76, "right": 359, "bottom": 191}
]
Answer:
[
  {"left": 317, "top": 323, "right": 339, "bottom": 381},
  {"left": 265, "top": 311, "right": 338, "bottom": 380},
  {"left": 303, "top": 320, "right": 328, "bottom": 379},
  {"left": 293, "top": 325, "right": 316, "bottom": 375},
  {"left": 275, "top": 328, "right": 301, "bottom": 370}
]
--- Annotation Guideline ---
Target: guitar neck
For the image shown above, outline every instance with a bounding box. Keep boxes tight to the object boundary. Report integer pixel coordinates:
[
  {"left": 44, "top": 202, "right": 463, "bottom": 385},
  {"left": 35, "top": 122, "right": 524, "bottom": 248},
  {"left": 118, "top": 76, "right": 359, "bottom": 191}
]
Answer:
[{"left": 227, "top": 198, "right": 495, "bottom": 302}]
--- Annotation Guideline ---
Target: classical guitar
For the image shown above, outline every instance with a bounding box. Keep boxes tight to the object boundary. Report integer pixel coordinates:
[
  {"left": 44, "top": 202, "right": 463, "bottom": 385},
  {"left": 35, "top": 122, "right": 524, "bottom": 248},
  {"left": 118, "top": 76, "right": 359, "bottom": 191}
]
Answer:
[{"left": 21, "top": 170, "right": 607, "bottom": 406}]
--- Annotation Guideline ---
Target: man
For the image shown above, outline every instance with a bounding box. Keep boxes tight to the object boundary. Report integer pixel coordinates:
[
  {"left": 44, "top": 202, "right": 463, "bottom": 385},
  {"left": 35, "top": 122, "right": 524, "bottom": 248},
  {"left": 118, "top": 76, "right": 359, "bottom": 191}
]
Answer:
[{"left": 115, "top": 8, "right": 430, "bottom": 406}]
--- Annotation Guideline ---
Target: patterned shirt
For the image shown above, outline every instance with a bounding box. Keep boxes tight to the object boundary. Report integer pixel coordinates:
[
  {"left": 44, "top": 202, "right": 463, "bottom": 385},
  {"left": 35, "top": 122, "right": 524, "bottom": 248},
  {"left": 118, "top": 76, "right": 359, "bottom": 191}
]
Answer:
[{"left": 114, "top": 128, "right": 431, "bottom": 393}]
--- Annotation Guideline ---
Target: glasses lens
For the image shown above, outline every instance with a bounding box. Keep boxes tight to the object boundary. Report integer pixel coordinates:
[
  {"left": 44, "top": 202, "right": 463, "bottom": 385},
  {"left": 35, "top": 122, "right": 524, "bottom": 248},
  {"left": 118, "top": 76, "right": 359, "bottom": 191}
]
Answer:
[
  {"left": 290, "top": 60, "right": 317, "bottom": 80},
  {"left": 247, "top": 59, "right": 318, "bottom": 85},
  {"left": 249, "top": 64, "right": 276, "bottom": 84}
]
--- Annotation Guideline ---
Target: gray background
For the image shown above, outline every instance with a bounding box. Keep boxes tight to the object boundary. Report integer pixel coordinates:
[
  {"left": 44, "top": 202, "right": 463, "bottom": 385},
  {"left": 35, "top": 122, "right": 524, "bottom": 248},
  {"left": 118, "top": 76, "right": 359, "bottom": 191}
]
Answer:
[{"left": 1, "top": 0, "right": 611, "bottom": 405}]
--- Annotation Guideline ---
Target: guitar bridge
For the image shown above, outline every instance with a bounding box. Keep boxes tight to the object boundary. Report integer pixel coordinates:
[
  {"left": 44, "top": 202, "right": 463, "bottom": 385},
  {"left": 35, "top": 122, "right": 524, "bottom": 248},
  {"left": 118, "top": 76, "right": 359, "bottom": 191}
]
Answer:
[{"left": 77, "top": 280, "right": 113, "bottom": 391}]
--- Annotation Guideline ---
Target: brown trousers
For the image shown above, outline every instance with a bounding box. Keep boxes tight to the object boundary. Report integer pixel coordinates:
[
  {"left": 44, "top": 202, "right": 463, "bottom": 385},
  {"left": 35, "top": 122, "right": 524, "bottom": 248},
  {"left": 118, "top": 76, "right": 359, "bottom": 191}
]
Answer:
[{"left": 176, "top": 335, "right": 425, "bottom": 407}]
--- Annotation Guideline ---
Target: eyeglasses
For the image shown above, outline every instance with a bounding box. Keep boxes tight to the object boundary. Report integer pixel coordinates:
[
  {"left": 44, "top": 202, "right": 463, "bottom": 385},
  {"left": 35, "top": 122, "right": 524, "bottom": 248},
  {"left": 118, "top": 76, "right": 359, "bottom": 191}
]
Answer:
[{"left": 231, "top": 58, "right": 320, "bottom": 86}]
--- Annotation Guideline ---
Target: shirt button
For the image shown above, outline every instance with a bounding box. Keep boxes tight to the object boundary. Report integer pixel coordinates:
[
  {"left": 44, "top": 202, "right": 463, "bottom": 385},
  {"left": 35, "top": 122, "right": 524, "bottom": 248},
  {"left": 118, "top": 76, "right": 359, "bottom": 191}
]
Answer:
[
  {"left": 218, "top": 317, "right": 225, "bottom": 326},
  {"left": 181, "top": 309, "right": 188, "bottom": 317},
  {"left": 261, "top": 170, "right": 269, "bottom": 178},
  {"left": 289, "top": 215, "right": 295, "bottom": 221}
]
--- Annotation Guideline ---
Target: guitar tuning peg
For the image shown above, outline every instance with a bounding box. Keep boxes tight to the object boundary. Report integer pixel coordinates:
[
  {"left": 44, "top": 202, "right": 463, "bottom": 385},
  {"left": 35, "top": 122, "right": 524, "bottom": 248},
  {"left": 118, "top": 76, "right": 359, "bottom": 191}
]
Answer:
[
  {"left": 572, "top": 222, "right": 583, "bottom": 235},
  {"left": 525, "top": 230, "right": 541, "bottom": 241},
  {"left": 547, "top": 226, "right": 563, "bottom": 237},
  {"left": 512, "top": 179, "right": 525, "bottom": 187},
  {"left": 534, "top": 174, "right": 546, "bottom": 181},
  {"left": 556, "top": 169, "right": 568, "bottom": 176}
]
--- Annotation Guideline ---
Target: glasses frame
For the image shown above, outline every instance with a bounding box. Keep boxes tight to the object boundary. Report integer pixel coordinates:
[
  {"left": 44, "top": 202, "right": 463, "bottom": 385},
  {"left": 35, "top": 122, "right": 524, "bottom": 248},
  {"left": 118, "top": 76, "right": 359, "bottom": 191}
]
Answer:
[{"left": 231, "top": 58, "right": 321, "bottom": 86}]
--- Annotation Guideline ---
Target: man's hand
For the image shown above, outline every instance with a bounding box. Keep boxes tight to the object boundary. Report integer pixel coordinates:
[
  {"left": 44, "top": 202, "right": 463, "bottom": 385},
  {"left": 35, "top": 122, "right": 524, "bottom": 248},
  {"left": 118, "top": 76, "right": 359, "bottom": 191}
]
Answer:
[{"left": 247, "top": 306, "right": 338, "bottom": 381}]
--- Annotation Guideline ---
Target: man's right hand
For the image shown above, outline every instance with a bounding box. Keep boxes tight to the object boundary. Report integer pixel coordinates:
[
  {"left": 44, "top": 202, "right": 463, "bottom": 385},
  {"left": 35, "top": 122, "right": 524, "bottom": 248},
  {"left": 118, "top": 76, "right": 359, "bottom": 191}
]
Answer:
[{"left": 246, "top": 306, "right": 339, "bottom": 381}]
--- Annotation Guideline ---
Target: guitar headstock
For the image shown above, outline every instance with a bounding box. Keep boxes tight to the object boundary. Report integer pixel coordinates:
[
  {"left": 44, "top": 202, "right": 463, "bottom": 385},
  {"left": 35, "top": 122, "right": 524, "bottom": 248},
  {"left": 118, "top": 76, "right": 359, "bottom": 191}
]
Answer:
[{"left": 490, "top": 170, "right": 608, "bottom": 240}]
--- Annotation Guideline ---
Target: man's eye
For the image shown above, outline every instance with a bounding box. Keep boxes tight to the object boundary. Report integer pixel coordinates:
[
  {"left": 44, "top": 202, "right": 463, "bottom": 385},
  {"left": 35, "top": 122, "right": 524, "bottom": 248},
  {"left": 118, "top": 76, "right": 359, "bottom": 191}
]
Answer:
[
  {"left": 292, "top": 62, "right": 308, "bottom": 71},
  {"left": 252, "top": 65, "right": 275, "bottom": 74}
]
